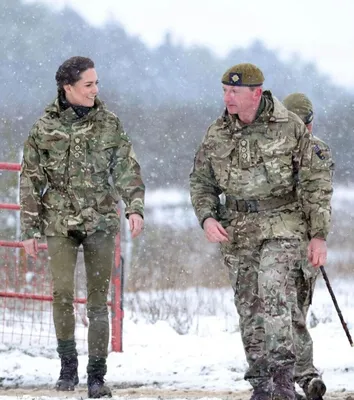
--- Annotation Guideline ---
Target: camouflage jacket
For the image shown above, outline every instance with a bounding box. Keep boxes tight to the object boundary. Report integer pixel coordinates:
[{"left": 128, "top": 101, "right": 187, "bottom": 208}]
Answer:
[
  {"left": 190, "top": 91, "right": 334, "bottom": 248},
  {"left": 20, "top": 97, "right": 145, "bottom": 240}
]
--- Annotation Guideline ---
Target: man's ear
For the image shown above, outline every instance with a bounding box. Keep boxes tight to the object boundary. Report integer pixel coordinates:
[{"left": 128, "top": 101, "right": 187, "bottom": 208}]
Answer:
[{"left": 306, "top": 122, "right": 313, "bottom": 133}]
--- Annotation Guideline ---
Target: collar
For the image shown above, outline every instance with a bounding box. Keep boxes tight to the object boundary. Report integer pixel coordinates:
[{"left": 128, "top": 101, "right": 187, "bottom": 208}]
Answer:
[{"left": 45, "top": 96, "right": 103, "bottom": 123}]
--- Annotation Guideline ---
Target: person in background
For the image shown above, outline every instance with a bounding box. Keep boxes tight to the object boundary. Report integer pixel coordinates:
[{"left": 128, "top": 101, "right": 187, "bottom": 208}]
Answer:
[{"left": 283, "top": 92, "right": 333, "bottom": 400}]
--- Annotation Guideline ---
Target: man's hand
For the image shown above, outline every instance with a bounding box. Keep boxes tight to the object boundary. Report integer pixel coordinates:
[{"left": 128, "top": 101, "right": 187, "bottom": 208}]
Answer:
[
  {"left": 22, "top": 238, "right": 38, "bottom": 258},
  {"left": 203, "top": 217, "right": 229, "bottom": 243},
  {"left": 307, "top": 237, "right": 327, "bottom": 268},
  {"left": 129, "top": 213, "right": 144, "bottom": 239}
]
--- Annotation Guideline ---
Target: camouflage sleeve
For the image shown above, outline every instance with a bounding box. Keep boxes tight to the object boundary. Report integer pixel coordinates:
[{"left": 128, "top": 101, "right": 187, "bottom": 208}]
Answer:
[
  {"left": 111, "top": 119, "right": 145, "bottom": 219},
  {"left": 20, "top": 125, "right": 47, "bottom": 240},
  {"left": 297, "top": 128, "right": 334, "bottom": 239},
  {"left": 189, "top": 141, "right": 222, "bottom": 228}
]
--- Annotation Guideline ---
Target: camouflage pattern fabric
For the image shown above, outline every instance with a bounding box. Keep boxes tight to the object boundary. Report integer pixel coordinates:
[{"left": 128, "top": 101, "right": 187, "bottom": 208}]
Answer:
[
  {"left": 189, "top": 91, "right": 334, "bottom": 381},
  {"left": 20, "top": 96, "right": 145, "bottom": 240},
  {"left": 190, "top": 91, "right": 333, "bottom": 242},
  {"left": 290, "top": 258, "right": 320, "bottom": 388},
  {"left": 283, "top": 91, "right": 333, "bottom": 388},
  {"left": 293, "top": 135, "right": 333, "bottom": 389},
  {"left": 225, "top": 239, "right": 300, "bottom": 385}
]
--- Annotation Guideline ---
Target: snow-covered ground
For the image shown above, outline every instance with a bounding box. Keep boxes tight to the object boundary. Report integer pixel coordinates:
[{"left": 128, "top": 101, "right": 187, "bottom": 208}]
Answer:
[
  {"left": 1, "top": 185, "right": 354, "bottom": 399},
  {"left": 0, "top": 280, "right": 353, "bottom": 399}
]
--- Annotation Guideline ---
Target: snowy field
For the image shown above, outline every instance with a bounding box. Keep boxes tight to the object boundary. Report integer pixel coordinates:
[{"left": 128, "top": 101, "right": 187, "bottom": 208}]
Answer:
[
  {"left": 0, "top": 281, "right": 354, "bottom": 399},
  {"left": 1, "top": 185, "right": 354, "bottom": 399}
]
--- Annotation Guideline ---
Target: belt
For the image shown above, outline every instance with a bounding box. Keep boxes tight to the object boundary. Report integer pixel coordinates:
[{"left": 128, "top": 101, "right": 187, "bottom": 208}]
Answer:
[{"left": 225, "top": 191, "right": 297, "bottom": 213}]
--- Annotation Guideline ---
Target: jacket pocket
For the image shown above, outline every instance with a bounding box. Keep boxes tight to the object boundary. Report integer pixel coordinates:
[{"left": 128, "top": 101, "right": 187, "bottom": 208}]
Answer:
[
  {"left": 209, "top": 144, "right": 234, "bottom": 190},
  {"left": 257, "top": 136, "right": 295, "bottom": 186},
  {"left": 37, "top": 136, "right": 70, "bottom": 176},
  {"left": 88, "top": 141, "right": 116, "bottom": 173}
]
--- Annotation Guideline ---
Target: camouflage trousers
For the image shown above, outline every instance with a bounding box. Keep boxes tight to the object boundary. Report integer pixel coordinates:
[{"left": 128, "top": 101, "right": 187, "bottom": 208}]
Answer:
[
  {"left": 291, "top": 260, "right": 321, "bottom": 388},
  {"left": 223, "top": 239, "right": 301, "bottom": 384},
  {"left": 47, "top": 230, "right": 115, "bottom": 359}
]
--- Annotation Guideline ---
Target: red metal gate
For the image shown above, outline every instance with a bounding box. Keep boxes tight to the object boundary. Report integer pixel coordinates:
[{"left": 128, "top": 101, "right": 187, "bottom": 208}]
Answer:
[{"left": 0, "top": 162, "right": 124, "bottom": 352}]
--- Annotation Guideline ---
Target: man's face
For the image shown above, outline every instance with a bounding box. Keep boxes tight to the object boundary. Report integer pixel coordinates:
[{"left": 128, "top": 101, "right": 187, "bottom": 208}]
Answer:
[
  {"left": 64, "top": 68, "right": 99, "bottom": 107},
  {"left": 222, "top": 84, "right": 261, "bottom": 115}
]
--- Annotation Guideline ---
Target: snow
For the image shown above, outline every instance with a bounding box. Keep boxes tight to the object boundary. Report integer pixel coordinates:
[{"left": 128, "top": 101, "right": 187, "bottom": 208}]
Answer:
[
  {"left": 1, "top": 186, "right": 354, "bottom": 399},
  {"left": 0, "top": 281, "right": 353, "bottom": 399}
]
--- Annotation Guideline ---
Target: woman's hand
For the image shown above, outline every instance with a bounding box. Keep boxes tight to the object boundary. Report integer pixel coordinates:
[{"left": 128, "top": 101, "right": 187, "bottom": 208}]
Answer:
[
  {"left": 128, "top": 214, "right": 144, "bottom": 239},
  {"left": 22, "top": 238, "right": 38, "bottom": 258}
]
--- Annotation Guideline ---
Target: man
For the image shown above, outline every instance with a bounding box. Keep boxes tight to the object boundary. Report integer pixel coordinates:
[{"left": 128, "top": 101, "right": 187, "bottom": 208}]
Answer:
[
  {"left": 283, "top": 93, "right": 333, "bottom": 400},
  {"left": 189, "top": 63, "right": 333, "bottom": 400}
]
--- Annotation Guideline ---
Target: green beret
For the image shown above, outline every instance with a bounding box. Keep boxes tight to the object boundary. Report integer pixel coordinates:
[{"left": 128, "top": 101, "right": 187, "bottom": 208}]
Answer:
[
  {"left": 221, "top": 63, "right": 264, "bottom": 87},
  {"left": 283, "top": 93, "right": 314, "bottom": 124}
]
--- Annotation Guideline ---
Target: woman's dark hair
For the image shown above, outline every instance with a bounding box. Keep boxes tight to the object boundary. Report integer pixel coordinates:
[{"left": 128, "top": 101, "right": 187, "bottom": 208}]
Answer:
[{"left": 55, "top": 56, "right": 95, "bottom": 96}]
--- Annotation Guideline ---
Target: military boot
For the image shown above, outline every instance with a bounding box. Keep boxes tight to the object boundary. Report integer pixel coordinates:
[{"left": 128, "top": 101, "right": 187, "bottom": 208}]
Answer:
[
  {"left": 55, "top": 354, "right": 79, "bottom": 391},
  {"left": 87, "top": 357, "right": 112, "bottom": 398},
  {"left": 302, "top": 377, "right": 326, "bottom": 400},
  {"left": 249, "top": 378, "right": 272, "bottom": 400},
  {"left": 88, "top": 374, "right": 112, "bottom": 398},
  {"left": 273, "top": 367, "right": 296, "bottom": 400},
  {"left": 295, "top": 392, "right": 306, "bottom": 400}
]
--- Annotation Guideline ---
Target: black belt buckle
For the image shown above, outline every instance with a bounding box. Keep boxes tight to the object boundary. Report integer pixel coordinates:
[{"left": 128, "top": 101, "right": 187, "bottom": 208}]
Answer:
[{"left": 245, "top": 200, "right": 258, "bottom": 212}]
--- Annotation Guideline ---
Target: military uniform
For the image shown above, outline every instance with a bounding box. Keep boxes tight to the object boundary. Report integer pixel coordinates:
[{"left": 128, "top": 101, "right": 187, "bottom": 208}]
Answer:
[
  {"left": 283, "top": 93, "right": 334, "bottom": 398},
  {"left": 21, "top": 96, "right": 144, "bottom": 239},
  {"left": 190, "top": 65, "right": 333, "bottom": 398},
  {"left": 20, "top": 96, "right": 145, "bottom": 385}
]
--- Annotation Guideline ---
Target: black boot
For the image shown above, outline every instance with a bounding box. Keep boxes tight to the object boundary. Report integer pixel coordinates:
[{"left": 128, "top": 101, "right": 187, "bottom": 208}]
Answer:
[
  {"left": 55, "top": 354, "right": 79, "bottom": 391},
  {"left": 302, "top": 377, "right": 326, "bottom": 400},
  {"left": 249, "top": 378, "right": 272, "bottom": 400},
  {"left": 273, "top": 367, "right": 296, "bottom": 400},
  {"left": 295, "top": 392, "right": 306, "bottom": 400},
  {"left": 88, "top": 374, "right": 112, "bottom": 398},
  {"left": 87, "top": 357, "right": 112, "bottom": 398}
]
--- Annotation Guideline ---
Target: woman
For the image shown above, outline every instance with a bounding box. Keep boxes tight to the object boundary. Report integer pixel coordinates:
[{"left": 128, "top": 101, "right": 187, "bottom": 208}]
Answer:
[{"left": 20, "top": 56, "right": 145, "bottom": 398}]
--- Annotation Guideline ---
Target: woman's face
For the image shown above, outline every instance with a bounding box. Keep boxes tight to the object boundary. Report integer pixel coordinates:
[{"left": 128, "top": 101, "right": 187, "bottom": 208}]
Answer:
[{"left": 64, "top": 68, "right": 99, "bottom": 107}]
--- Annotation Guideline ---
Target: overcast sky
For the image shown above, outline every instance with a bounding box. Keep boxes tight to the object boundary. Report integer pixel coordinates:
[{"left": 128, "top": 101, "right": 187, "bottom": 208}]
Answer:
[{"left": 27, "top": 0, "right": 354, "bottom": 88}]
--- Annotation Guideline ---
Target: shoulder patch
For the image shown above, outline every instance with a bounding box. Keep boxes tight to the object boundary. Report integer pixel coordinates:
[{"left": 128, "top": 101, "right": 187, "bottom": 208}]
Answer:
[{"left": 313, "top": 144, "right": 326, "bottom": 160}]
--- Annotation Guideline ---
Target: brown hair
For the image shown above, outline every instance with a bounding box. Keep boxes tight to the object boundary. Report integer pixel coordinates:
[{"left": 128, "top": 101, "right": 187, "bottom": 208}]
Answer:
[{"left": 55, "top": 56, "right": 95, "bottom": 96}]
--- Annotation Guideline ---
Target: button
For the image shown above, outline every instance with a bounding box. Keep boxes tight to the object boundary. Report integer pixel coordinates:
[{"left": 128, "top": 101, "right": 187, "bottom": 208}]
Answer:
[
  {"left": 240, "top": 140, "right": 247, "bottom": 146},
  {"left": 74, "top": 138, "right": 81, "bottom": 144},
  {"left": 241, "top": 147, "right": 247, "bottom": 152},
  {"left": 74, "top": 153, "right": 80, "bottom": 158},
  {"left": 74, "top": 145, "right": 80, "bottom": 151},
  {"left": 242, "top": 153, "right": 247, "bottom": 159}
]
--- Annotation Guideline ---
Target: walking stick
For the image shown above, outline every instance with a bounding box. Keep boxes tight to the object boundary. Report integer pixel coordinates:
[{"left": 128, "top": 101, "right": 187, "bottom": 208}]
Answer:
[{"left": 320, "top": 266, "right": 353, "bottom": 347}]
